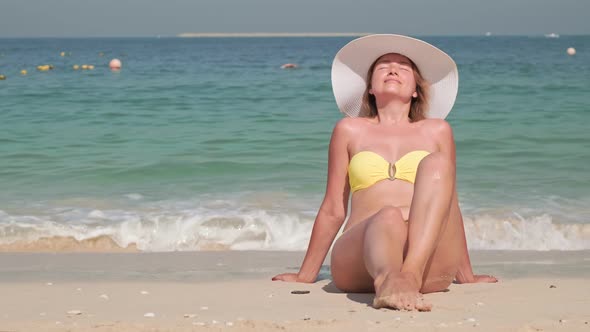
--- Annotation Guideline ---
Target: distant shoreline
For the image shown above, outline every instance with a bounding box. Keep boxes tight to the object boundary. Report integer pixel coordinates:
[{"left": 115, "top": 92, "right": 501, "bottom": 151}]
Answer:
[{"left": 177, "top": 32, "right": 372, "bottom": 38}]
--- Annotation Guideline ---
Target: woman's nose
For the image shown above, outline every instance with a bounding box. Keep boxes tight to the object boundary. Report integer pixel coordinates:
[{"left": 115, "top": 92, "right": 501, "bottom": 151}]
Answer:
[{"left": 387, "top": 67, "right": 399, "bottom": 76}]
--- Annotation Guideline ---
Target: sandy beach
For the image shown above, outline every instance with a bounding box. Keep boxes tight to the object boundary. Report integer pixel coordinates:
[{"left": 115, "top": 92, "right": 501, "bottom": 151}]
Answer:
[{"left": 0, "top": 250, "right": 588, "bottom": 331}]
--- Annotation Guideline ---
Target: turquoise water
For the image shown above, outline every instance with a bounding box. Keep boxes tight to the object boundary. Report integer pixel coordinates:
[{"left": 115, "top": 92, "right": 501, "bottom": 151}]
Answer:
[{"left": 0, "top": 36, "right": 589, "bottom": 251}]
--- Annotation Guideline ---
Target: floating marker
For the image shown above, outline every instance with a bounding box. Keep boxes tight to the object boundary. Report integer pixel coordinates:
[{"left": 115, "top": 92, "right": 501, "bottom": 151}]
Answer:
[
  {"left": 567, "top": 47, "right": 576, "bottom": 56},
  {"left": 109, "top": 58, "right": 122, "bottom": 71}
]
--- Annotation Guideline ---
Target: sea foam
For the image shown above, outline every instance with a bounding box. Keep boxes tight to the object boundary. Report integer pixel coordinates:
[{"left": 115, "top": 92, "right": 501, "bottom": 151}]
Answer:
[{"left": 0, "top": 199, "right": 588, "bottom": 252}]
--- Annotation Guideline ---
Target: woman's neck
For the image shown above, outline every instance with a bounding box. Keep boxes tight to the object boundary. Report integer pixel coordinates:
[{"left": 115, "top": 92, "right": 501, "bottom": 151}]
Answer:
[{"left": 375, "top": 100, "right": 411, "bottom": 125}]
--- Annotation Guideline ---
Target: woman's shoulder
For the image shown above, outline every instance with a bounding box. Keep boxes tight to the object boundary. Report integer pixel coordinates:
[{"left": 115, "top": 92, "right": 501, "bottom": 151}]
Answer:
[
  {"left": 417, "top": 118, "right": 453, "bottom": 138},
  {"left": 333, "top": 116, "right": 371, "bottom": 134}
]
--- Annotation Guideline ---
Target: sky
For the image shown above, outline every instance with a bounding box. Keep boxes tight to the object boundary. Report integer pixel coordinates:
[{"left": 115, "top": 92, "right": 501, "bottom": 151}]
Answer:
[{"left": 0, "top": 0, "right": 588, "bottom": 37}]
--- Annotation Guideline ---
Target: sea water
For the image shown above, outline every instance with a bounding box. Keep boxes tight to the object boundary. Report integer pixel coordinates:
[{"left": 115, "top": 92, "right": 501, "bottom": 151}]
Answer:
[{"left": 0, "top": 36, "right": 588, "bottom": 251}]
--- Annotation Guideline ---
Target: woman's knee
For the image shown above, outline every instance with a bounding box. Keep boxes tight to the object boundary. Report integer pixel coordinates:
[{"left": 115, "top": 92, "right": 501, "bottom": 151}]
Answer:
[
  {"left": 418, "top": 152, "right": 455, "bottom": 180},
  {"left": 366, "top": 206, "right": 406, "bottom": 233}
]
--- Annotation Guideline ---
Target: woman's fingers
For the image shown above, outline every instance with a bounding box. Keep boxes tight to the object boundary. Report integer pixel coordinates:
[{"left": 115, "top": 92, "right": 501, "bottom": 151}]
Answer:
[
  {"left": 474, "top": 274, "right": 498, "bottom": 283},
  {"left": 271, "top": 273, "right": 299, "bottom": 282}
]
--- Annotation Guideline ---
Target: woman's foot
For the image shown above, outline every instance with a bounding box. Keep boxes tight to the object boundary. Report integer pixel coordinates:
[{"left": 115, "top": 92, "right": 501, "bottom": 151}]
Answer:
[{"left": 373, "top": 271, "right": 432, "bottom": 311}]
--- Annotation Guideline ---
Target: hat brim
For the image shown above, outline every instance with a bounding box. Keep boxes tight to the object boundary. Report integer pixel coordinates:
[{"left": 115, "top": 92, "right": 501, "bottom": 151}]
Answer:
[{"left": 331, "top": 34, "right": 458, "bottom": 119}]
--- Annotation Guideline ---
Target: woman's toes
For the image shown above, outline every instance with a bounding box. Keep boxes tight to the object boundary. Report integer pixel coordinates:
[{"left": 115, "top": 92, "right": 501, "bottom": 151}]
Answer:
[
  {"left": 400, "top": 294, "right": 414, "bottom": 311},
  {"left": 373, "top": 296, "right": 385, "bottom": 309},
  {"left": 416, "top": 296, "right": 432, "bottom": 312}
]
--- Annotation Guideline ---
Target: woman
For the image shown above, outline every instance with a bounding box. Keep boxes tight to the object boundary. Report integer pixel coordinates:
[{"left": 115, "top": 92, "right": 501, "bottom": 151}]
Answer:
[{"left": 272, "top": 34, "right": 497, "bottom": 311}]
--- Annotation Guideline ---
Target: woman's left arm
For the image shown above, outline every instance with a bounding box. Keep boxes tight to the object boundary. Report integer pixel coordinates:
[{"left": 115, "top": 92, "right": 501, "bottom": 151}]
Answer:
[{"left": 434, "top": 119, "right": 498, "bottom": 284}]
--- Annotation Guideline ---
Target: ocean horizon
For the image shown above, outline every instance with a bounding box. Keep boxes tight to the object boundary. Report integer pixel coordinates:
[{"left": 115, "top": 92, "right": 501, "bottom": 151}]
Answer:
[{"left": 3, "top": 33, "right": 590, "bottom": 39}]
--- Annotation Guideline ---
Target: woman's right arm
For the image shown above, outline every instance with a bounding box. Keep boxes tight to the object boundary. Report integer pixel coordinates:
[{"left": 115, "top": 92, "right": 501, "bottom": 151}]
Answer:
[{"left": 272, "top": 118, "right": 353, "bottom": 283}]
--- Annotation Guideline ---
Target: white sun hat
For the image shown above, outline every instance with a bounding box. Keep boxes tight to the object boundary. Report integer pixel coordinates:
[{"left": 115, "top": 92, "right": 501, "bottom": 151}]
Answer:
[{"left": 331, "top": 34, "right": 459, "bottom": 119}]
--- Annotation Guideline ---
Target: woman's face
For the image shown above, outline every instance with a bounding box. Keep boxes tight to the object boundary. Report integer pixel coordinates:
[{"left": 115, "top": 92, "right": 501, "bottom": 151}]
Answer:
[{"left": 369, "top": 53, "right": 418, "bottom": 101}]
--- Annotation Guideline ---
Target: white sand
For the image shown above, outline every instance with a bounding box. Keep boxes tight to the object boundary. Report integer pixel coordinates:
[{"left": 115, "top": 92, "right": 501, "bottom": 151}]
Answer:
[{"left": 0, "top": 250, "right": 588, "bottom": 331}]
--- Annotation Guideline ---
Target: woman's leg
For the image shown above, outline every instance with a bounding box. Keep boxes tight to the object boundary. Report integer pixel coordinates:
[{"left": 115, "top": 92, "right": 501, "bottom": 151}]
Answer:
[
  {"left": 331, "top": 152, "right": 464, "bottom": 311},
  {"left": 404, "top": 152, "right": 456, "bottom": 283},
  {"left": 330, "top": 206, "right": 408, "bottom": 293},
  {"left": 331, "top": 206, "right": 432, "bottom": 311},
  {"left": 374, "top": 152, "right": 462, "bottom": 310}
]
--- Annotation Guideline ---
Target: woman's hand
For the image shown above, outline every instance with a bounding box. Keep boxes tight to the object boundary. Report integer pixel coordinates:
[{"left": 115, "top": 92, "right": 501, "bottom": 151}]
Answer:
[
  {"left": 456, "top": 274, "right": 498, "bottom": 284},
  {"left": 271, "top": 273, "right": 314, "bottom": 283},
  {"left": 471, "top": 274, "right": 498, "bottom": 283}
]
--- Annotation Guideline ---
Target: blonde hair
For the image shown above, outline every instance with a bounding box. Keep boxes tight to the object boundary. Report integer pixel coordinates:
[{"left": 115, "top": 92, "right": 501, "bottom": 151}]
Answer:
[{"left": 360, "top": 55, "right": 430, "bottom": 121}]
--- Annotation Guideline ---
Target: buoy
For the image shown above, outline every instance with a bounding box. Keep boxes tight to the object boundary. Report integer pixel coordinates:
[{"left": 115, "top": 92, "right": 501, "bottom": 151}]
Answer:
[
  {"left": 73, "top": 65, "right": 80, "bottom": 70},
  {"left": 81, "top": 64, "right": 89, "bottom": 70},
  {"left": 0, "top": 75, "right": 6, "bottom": 80},
  {"left": 20, "top": 70, "right": 27, "bottom": 75},
  {"left": 88, "top": 65, "right": 94, "bottom": 70},
  {"left": 281, "top": 63, "right": 298, "bottom": 69},
  {"left": 60, "top": 52, "right": 66, "bottom": 57},
  {"left": 567, "top": 47, "right": 576, "bottom": 56},
  {"left": 37, "top": 65, "right": 52, "bottom": 71},
  {"left": 109, "top": 58, "right": 122, "bottom": 71}
]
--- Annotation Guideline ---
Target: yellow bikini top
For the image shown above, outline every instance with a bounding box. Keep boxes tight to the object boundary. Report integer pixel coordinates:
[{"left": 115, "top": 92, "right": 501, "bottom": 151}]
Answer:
[{"left": 348, "top": 150, "right": 431, "bottom": 193}]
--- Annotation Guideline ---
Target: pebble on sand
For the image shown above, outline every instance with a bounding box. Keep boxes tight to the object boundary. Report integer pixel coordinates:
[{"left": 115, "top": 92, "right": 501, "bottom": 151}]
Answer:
[
  {"left": 67, "top": 310, "right": 82, "bottom": 315},
  {"left": 144, "top": 312, "right": 155, "bottom": 318},
  {"left": 140, "top": 290, "right": 149, "bottom": 295},
  {"left": 184, "top": 313, "right": 197, "bottom": 318},
  {"left": 99, "top": 294, "right": 109, "bottom": 300}
]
